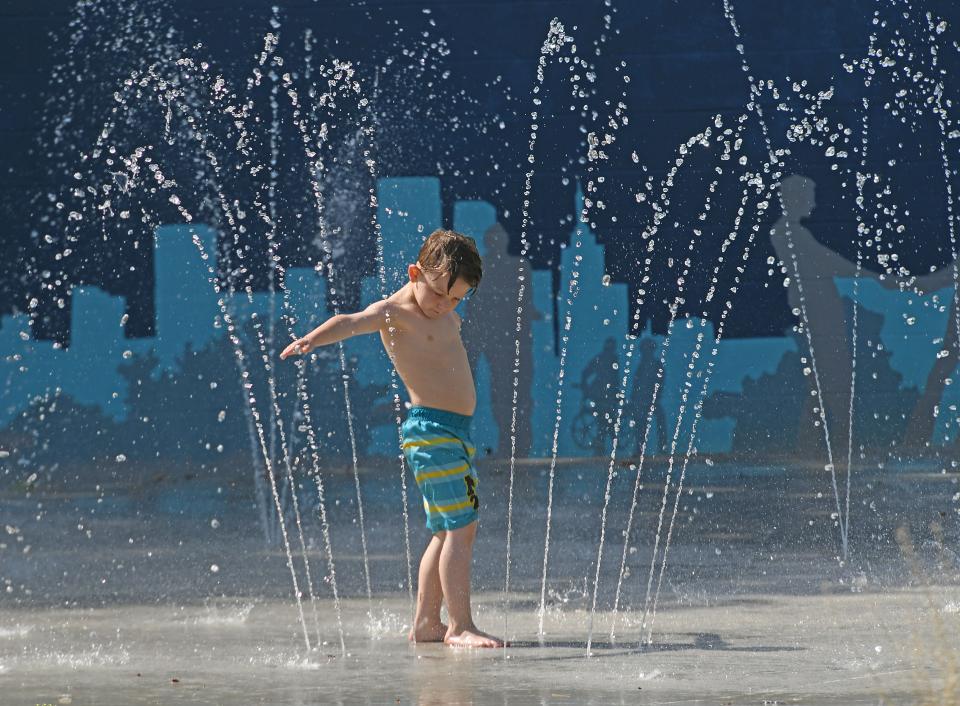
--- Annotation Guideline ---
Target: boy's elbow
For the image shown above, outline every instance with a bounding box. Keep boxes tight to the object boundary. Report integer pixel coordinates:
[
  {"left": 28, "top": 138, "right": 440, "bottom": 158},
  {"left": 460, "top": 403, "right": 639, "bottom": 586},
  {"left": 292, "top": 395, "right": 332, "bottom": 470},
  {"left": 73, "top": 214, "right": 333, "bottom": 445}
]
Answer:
[
  {"left": 341, "top": 311, "right": 381, "bottom": 338},
  {"left": 337, "top": 313, "right": 362, "bottom": 338}
]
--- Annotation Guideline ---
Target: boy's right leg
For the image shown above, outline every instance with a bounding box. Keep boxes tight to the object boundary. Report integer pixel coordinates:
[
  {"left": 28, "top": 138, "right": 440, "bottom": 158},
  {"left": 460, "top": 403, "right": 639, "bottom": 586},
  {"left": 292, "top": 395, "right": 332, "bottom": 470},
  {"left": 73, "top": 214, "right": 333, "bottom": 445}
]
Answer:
[{"left": 409, "top": 531, "right": 447, "bottom": 643}]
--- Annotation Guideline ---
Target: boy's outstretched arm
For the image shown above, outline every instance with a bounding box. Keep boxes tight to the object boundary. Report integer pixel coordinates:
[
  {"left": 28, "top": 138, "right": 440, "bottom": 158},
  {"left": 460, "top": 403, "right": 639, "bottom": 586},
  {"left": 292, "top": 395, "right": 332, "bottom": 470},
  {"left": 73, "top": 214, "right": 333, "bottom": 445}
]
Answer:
[{"left": 280, "top": 299, "right": 396, "bottom": 359}]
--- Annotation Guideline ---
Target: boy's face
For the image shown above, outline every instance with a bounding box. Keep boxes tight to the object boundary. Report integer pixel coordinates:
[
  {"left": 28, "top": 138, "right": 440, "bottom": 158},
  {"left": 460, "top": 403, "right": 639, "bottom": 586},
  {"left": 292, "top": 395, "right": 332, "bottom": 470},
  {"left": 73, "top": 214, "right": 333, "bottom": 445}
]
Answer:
[{"left": 409, "top": 262, "right": 473, "bottom": 318}]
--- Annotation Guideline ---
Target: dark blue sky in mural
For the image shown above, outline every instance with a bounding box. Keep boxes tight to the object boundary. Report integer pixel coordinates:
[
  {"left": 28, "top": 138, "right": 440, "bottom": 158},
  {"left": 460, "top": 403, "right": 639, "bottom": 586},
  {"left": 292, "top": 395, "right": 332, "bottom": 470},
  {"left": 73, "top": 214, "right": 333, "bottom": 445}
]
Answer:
[{"left": 3, "top": 0, "right": 960, "bottom": 346}]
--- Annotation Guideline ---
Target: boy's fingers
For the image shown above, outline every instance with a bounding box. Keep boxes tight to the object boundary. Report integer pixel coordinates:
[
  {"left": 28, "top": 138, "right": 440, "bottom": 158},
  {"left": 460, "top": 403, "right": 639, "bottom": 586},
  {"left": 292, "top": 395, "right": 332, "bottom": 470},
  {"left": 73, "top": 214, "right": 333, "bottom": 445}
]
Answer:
[{"left": 281, "top": 340, "right": 308, "bottom": 358}]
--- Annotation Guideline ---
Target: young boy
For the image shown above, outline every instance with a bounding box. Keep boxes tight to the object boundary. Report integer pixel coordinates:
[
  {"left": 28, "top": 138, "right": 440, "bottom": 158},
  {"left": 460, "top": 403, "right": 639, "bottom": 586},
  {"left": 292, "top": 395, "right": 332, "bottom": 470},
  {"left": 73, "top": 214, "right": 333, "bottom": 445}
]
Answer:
[{"left": 280, "top": 229, "right": 503, "bottom": 648}]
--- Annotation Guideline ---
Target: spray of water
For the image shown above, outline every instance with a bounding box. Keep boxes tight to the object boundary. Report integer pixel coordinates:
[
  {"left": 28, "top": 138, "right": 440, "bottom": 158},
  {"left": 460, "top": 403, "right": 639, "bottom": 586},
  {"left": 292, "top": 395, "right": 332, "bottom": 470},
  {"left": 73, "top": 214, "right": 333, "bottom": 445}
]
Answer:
[
  {"left": 645, "top": 148, "right": 780, "bottom": 645},
  {"left": 604, "top": 115, "right": 749, "bottom": 640},
  {"left": 54, "top": 24, "right": 419, "bottom": 653},
  {"left": 499, "top": 23, "right": 569, "bottom": 649}
]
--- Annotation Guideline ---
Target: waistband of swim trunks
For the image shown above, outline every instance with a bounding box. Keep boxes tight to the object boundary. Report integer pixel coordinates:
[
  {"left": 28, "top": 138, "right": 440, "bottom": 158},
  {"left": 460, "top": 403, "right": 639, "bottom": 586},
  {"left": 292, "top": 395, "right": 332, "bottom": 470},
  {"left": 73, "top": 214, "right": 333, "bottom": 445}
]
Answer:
[{"left": 406, "top": 405, "right": 473, "bottom": 432}]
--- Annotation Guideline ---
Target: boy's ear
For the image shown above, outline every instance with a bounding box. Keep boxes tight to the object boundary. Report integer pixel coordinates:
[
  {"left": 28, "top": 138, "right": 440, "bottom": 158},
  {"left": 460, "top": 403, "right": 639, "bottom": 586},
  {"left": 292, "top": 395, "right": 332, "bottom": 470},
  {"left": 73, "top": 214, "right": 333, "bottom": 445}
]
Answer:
[{"left": 407, "top": 262, "right": 421, "bottom": 282}]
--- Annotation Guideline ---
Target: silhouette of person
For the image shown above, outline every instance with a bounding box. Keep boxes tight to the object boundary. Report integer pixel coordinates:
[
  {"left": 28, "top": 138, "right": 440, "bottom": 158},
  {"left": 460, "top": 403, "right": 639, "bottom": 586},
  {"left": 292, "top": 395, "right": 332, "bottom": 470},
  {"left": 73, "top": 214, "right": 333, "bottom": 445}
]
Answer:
[
  {"left": 462, "top": 223, "right": 542, "bottom": 458},
  {"left": 879, "top": 249, "right": 959, "bottom": 451},
  {"left": 575, "top": 336, "right": 621, "bottom": 453},
  {"left": 770, "top": 174, "right": 957, "bottom": 456},
  {"left": 626, "top": 337, "right": 666, "bottom": 456}
]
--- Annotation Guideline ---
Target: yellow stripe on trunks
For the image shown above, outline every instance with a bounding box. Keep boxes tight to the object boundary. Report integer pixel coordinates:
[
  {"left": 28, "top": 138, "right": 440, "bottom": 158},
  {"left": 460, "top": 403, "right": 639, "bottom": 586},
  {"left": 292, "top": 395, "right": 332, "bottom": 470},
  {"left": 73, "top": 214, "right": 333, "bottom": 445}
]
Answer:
[
  {"left": 402, "top": 436, "right": 476, "bottom": 456},
  {"left": 415, "top": 462, "right": 470, "bottom": 484},
  {"left": 425, "top": 498, "right": 475, "bottom": 514}
]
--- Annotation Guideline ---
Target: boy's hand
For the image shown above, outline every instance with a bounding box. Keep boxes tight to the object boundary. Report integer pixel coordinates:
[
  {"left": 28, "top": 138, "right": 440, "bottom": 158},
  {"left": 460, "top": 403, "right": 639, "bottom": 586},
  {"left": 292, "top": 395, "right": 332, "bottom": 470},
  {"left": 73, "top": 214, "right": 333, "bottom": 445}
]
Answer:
[{"left": 280, "top": 337, "right": 313, "bottom": 359}]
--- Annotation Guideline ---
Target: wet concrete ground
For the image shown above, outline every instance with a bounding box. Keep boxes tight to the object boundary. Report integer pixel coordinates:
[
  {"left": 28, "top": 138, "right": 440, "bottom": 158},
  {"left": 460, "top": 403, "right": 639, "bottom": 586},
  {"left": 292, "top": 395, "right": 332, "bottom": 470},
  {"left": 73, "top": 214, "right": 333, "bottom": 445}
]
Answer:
[
  {"left": 2, "top": 458, "right": 959, "bottom": 703},
  {"left": 3, "top": 589, "right": 959, "bottom": 704}
]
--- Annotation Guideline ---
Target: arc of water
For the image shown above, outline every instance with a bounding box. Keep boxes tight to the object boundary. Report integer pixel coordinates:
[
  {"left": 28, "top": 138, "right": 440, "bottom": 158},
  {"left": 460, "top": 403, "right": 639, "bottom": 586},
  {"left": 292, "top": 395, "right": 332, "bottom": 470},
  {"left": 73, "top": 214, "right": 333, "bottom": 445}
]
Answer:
[
  {"left": 604, "top": 114, "right": 749, "bottom": 641},
  {"left": 302, "top": 30, "right": 374, "bottom": 608},
  {"left": 538, "top": 253, "right": 583, "bottom": 640},
  {"left": 271, "top": 48, "right": 412, "bottom": 637},
  {"left": 779, "top": 27, "right": 881, "bottom": 555},
  {"left": 586, "top": 122, "right": 733, "bottom": 651},
  {"left": 252, "top": 311, "right": 330, "bottom": 646},
  {"left": 495, "top": 17, "right": 574, "bottom": 645},
  {"left": 532, "top": 22, "right": 646, "bottom": 643},
  {"left": 267, "top": 81, "right": 280, "bottom": 549},
  {"left": 845, "top": 72, "right": 873, "bottom": 553},
  {"left": 258, "top": 28, "right": 327, "bottom": 645},
  {"left": 79, "top": 100, "right": 326, "bottom": 651},
  {"left": 363, "top": 67, "right": 417, "bottom": 612},
  {"left": 568, "top": 1, "right": 643, "bottom": 655},
  {"left": 924, "top": 14, "right": 960, "bottom": 452},
  {"left": 646, "top": 157, "right": 780, "bottom": 643},
  {"left": 180, "top": 35, "right": 337, "bottom": 650},
  {"left": 180, "top": 72, "right": 354, "bottom": 650},
  {"left": 295, "top": 54, "right": 415, "bottom": 609},
  {"left": 174, "top": 94, "right": 334, "bottom": 651},
  {"left": 723, "top": 0, "right": 847, "bottom": 559},
  {"left": 853, "top": 12, "right": 960, "bottom": 470},
  {"left": 500, "top": 71, "right": 547, "bottom": 646},
  {"left": 81, "top": 43, "right": 357, "bottom": 653},
  {"left": 134, "top": 160, "right": 318, "bottom": 650},
  {"left": 211, "top": 215, "right": 276, "bottom": 547},
  {"left": 636, "top": 178, "right": 723, "bottom": 641},
  {"left": 527, "top": 20, "right": 610, "bottom": 642},
  {"left": 142, "top": 44, "right": 329, "bottom": 651}
]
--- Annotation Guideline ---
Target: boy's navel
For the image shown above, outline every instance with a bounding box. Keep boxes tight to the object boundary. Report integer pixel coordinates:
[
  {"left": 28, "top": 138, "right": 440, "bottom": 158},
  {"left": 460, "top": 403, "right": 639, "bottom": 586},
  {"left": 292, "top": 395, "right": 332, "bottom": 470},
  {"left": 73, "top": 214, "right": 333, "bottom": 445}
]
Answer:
[{"left": 427, "top": 334, "right": 434, "bottom": 341}]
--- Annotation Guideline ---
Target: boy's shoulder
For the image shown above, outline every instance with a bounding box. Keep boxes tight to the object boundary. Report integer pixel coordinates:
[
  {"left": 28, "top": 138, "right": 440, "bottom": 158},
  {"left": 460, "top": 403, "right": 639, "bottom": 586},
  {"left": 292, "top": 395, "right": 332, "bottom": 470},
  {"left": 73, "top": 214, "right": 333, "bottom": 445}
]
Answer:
[{"left": 373, "top": 287, "right": 419, "bottom": 327}]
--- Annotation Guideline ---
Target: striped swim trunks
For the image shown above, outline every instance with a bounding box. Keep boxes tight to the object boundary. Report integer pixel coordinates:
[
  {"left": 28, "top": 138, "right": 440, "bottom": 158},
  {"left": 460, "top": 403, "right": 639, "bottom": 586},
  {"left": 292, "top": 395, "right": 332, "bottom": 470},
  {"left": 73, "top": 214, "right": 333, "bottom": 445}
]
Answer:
[{"left": 401, "top": 405, "right": 479, "bottom": 533}]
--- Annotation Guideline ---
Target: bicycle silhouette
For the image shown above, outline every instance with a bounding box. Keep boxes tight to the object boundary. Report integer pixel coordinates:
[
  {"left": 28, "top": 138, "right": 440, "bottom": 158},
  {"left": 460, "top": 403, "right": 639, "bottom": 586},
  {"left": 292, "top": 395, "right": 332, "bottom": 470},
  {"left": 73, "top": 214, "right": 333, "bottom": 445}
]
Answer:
[{"left": 570, "top": 381, "right": 638, "bottom": 455}]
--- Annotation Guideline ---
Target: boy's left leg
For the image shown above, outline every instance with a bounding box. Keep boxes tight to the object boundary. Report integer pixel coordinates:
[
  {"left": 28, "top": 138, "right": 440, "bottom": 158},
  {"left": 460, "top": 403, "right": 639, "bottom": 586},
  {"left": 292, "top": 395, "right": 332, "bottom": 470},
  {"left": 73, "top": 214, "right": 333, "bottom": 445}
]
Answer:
[
  {"left": 409, "top": 531, "right": 447, "bottom": 643},
  {"left": 439, "top": 521, "right": 503, "bottom": 648}
]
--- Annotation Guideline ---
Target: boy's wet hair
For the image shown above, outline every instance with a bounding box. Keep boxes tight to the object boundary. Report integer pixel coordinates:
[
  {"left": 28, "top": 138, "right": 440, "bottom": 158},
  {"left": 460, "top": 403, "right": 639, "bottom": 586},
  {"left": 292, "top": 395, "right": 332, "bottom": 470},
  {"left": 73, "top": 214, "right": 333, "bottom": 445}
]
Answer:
[{"left": 416, "top": 228, "right": 483, "bottom": 297}]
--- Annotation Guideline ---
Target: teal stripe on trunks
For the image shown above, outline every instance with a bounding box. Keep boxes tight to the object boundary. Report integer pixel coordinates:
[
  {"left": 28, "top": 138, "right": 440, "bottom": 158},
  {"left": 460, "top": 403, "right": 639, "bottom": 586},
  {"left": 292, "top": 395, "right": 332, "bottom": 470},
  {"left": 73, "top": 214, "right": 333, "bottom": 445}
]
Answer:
[{"left": 401, "top": 405, "right": 479, "bottom": 532}]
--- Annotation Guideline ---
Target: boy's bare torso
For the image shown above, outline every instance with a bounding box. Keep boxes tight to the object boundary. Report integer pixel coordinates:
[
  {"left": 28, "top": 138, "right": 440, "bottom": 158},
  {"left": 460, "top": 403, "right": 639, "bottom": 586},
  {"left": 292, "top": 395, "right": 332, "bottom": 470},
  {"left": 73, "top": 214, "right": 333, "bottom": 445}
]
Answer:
[{"left": 380, "top": 282, "right": 476, "bottom": 417}]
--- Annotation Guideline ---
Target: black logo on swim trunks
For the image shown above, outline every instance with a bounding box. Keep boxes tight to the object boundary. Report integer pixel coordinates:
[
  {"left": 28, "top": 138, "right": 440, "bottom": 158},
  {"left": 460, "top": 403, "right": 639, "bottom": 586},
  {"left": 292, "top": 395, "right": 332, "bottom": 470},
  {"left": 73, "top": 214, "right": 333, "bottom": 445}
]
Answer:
[{"left": 464, "top": 476, "right": 479, "bottom": 510}]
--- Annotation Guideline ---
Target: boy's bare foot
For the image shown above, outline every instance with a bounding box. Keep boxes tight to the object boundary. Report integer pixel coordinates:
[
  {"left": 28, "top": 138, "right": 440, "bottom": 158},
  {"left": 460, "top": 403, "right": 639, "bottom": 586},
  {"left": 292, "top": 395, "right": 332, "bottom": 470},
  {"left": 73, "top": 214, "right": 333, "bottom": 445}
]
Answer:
[
  {"left": 444, "top": 625, "right": 504, "bottom": 648},
  {"left": 408, "top": 619, "right": 447, "bottom": 643}
]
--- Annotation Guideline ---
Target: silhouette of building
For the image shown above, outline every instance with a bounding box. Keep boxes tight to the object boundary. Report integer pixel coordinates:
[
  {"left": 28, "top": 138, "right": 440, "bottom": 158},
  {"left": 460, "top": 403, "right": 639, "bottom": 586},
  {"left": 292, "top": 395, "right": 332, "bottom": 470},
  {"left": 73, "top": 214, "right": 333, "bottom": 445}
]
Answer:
[
  {"left": 7, "top": 172, "right": 957, "bottom": 464},
  {"left": 65, "top": 286, "right": 132, "bottom": 419},
  {"left": 453, "top": 200, "right": 500, "bottom": 455},
  {"left": 377, "top": 177, "right": 443, "bottom": 293},
  {"left": 552, "top": 184, "right": 629, "bottom": 456},
  {"left": 153, "top": 224, "right": 220, "bottom": 372}
]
